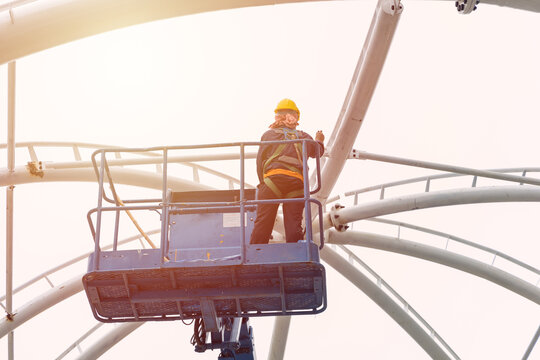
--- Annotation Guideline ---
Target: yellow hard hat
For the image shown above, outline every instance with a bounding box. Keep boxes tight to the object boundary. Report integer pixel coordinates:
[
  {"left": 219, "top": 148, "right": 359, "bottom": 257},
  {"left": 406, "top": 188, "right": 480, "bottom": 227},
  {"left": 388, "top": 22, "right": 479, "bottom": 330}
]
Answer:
[{"left": 274, "top": 98, "right": 300, "bottom": 116}]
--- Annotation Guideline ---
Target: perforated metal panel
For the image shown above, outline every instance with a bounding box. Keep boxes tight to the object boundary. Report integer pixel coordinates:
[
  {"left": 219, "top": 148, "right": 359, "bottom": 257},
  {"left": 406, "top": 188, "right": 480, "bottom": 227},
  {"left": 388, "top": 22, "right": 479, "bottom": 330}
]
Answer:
[{"left": 83, "top": 262, "right": 326, "bottom": 322}]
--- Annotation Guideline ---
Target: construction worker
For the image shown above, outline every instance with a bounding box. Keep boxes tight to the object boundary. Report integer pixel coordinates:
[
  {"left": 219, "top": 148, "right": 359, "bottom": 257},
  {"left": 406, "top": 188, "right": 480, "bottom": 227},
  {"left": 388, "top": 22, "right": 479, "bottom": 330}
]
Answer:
[{"left": 250, "top": 99, "right": 325, "bottom": 244}]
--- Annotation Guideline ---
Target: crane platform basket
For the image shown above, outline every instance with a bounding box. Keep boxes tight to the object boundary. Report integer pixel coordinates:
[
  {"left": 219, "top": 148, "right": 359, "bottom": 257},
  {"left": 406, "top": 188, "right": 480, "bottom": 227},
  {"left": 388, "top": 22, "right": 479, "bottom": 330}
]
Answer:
[{"left": 83, "top": 143, "right": 326, "bottom": 324}]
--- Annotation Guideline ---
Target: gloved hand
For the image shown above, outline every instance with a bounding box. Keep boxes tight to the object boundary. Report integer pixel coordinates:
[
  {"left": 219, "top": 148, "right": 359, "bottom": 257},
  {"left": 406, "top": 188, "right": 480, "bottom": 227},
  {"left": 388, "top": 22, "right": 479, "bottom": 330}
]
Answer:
[{"left": 315, "top": 130, "right": 325, "bottom": 142}]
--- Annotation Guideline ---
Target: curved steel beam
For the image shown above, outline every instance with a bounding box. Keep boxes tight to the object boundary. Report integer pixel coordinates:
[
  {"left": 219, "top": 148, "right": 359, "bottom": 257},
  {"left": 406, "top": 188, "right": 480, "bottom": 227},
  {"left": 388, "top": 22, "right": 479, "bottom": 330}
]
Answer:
[
  {"left": 366, "top": 217, "right": 540, "bottom": 277},
  {"left": 0, "top": 276, "right": 83, "bottom": 338},
  {"left": 0, "top": 166, "right": 212, "bottom": 190},
  {"left": 320, "top": 246, "right": 454, "bottom": 360},
  {"left": 322, "top": 185, "right": 540, "bottom": 230},
  {"left": 327, "top": 166, "right": 540, "bottom": 204},
  {"left": 74, "top": 322, "right": 144, "bottom": 360},
  {"left": 270, "top": 0, "right": 403, "bottom": 358},
  {"left": 315, "top": 0, "right": 402, "bottom": 205},
  {"left": 0, "top": 229, "right": 161, "bottom": 305},
  {"left": 326, "top": 229, "right": 540, "bottom": 305},
  {"left": 0, "top": 0, "right": 313, "bottom": 65}
]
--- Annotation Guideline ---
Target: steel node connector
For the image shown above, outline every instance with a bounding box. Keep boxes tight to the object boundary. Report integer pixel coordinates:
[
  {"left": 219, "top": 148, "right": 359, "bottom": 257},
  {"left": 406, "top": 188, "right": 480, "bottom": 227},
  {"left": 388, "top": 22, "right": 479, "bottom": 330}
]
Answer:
[
  {"left": 382, "top": 0, "right": 403, "bottom": 16},
  {"left": 329, "top": 204, "right": 348, "bottom": 232},
  {"left": 455, "top": 0, "right": 479, "bottom": 14}
]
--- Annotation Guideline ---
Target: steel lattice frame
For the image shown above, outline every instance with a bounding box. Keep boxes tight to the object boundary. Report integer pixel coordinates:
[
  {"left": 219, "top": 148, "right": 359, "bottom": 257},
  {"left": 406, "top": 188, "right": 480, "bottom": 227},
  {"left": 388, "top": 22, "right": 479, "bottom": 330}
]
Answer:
[{"left": 2, "top": 0, "right": 540, "bottom": 359}]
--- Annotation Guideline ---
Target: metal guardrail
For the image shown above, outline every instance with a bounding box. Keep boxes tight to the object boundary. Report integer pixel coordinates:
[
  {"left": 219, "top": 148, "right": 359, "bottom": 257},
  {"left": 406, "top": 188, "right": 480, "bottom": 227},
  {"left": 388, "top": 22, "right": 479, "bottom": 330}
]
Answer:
[
  {"left": 328, "top": 166, "right": 540, "bottom": 204},
  {"left": 366, "top": 218, "right": 540, "bottom": 283},
  {"left": 0, "top": 141, "right": 255, "bottom": 190},
  {"left": 0, "top": 230, "right": 161, "bottom": 310},
  {"left": 89, "top": 140, "right": 325, "bottom": 269}
]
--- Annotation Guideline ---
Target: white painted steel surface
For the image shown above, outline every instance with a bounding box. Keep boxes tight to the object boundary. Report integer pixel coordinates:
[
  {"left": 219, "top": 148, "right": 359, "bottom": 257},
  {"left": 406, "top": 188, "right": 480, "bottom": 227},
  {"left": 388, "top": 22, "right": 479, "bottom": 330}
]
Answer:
[
  {"left": 351, "top": 150, "right": 540, "bottom": 187},
  {"left": 314, "top": 0, "right": 402, "bottom": 204},
  {"left": 269, "top": 0, "right": 402, "bottom": 357},
  {"left": 0, "top": 0, "right": 315, "bottom": 65},
  {"left": 0, "top": 166, "right": 213, "bottom": 190},
  {"left": 5, "top": 60, "right": 16, "bottom": 360},
  {"left": 320, "top": 245, "right": 454, "bottom": 360},
  {"left": 329, "top": 243, "right": 460, "bottom": 359},
  {"left": 0, "top": 277, "right": 83, "bottom": 337},
  {"left": 320, "top": 186, "right": 540, "bottom": 231},
  {"left": 268, "top": 316, "right": 291, "bottom": 360},
  {"left": 74, "top": 322, "right": 143, "bottom": 360},
  {"left": 326, "top": 229, "right": 540, "bottom": 305}
]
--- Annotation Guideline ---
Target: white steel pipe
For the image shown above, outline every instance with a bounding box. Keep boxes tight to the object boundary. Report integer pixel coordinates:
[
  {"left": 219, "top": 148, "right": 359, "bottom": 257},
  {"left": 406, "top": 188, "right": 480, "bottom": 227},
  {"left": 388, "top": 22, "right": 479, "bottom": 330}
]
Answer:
[
  {"left": 522, "top": 325, "right": 540, "bottom": 360},
  {"left": 0, "top": 0, "right": 314, "bottom": 65},
  {"left": 352, "top": 150, "right": 540, "bottom": 187},
  {"left": 6, "top": 60, "right": 16, "bottom": 360},
  {"left": 0, "top": 166, "right": 212, "bottom": 191},
  {"left": 5, "top": 186, "right": 14, "bottom": 360},
  {"left": 315, "top": 0, "right": 402, "bottom": 204},
  {"left": 268, "top": 316, "right": 291, "bottom": 360},
  {"left": 320, "top": 245, "right": 453, "bottom": 360},
  {"left": 74, "top": 322, "right": 144, "bottom": 360},
  {"left": 47, "top": 151, "right": 257, "bottom": 169},
  {"left": 0, "top": 276, "right": 83, "bottom": 338},
  {"left": 320, "top": 185, "right": 540, "bottom": 231},
  {"left": 326, "top": 229, "right": 540, "bottom": 305},
  {"left": 271, "top": 1, "right": 403, "bottom": 358}
]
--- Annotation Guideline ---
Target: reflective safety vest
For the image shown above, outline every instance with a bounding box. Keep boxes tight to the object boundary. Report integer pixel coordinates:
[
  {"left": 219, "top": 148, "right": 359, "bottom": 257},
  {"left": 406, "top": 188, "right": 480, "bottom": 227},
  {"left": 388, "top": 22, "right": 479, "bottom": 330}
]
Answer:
[{"left": 262, "top": 128, "right": 306, "bottom": 198}]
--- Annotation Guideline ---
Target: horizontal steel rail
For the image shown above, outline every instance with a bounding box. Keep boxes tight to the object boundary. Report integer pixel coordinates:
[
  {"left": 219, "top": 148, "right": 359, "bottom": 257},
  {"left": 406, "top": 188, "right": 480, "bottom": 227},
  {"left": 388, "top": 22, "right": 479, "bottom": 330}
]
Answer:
[
  {"left": 55, "top": 323, "right": 104, "bottom": 360},
  {"left": 328, "top": 165, "right": 540, "bottom": 204},
  {"left": 0, "top": 141, "right": 255, "bottom": 189}
]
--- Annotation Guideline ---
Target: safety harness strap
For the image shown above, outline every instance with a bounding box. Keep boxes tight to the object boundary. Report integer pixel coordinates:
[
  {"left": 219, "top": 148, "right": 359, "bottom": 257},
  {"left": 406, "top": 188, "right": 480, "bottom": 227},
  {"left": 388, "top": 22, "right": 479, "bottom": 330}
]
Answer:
[
  {"left": 263, "top": 176, "right": 305, "bottom": 199},
  {"left": 262, "top": 128, "right": 306, "bottom": 199}
]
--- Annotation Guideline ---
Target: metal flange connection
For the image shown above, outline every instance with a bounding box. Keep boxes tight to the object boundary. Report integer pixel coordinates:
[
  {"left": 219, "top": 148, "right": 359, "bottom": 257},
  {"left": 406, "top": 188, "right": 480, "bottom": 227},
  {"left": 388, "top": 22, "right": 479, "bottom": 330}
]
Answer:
[
  {"left": 382, "top": 0, "right": 403, "bottom": 16},
  {"left": 329, "top": 204, "right": 349, "bottom": 232},
  {"left": 455, "top": 0, "right": 479, "bottom": 14}
]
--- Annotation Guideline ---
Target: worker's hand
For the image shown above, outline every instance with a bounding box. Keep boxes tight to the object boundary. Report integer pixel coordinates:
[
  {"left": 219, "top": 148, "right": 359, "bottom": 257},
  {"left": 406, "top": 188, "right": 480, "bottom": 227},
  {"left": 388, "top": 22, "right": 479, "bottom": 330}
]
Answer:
[{"left": 315, "top": 130, "right": 325, "bottom": 142}]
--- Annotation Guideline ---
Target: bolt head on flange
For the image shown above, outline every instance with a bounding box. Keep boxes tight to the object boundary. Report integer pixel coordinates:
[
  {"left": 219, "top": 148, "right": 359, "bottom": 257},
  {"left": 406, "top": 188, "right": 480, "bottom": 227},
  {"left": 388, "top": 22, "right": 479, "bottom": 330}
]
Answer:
[
  {"left": 456, "top": 0, "right": 479, "bottom": 14},
  {"left": 329, "top": 204, "right": 348, "bottom": 232}
]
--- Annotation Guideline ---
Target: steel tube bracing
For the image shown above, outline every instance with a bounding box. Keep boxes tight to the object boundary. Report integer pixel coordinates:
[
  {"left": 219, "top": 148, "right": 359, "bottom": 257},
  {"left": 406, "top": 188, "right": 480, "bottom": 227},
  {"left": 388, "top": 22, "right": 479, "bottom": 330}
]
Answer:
[
  {"left": 320, "top": 246, "right": 454, "bottom": 360},
  {"left": 320, "top": 185, "right": 540, "bottom": 231},
  {"left": 6, "top": 60, "right": 16, "bottom": 360},
  {"left": 350, "top": 150, "right": 540, "bottom": 188},
  {"left": 326, "top": 229, "right": 540, "bottom": 305},
  {"left": 522, "top": 325, "right": 540, "bottom": 360},
  {"left": 326, "top": 166, "right": 540, "bottom": 204}
]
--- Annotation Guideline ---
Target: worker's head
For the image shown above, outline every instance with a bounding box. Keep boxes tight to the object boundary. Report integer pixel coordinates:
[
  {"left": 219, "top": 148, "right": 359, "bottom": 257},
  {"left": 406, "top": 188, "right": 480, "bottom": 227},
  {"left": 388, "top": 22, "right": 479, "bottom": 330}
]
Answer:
[{"left": 271, "top": 98, "right": 300, "bottom": 129}]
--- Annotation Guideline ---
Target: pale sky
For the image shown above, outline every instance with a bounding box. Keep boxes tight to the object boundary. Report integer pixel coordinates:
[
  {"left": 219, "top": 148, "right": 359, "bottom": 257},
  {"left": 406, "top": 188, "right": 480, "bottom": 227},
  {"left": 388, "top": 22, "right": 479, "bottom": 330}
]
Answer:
[{"left": 1, "top": 1, "right": 539, "bottom": 359}]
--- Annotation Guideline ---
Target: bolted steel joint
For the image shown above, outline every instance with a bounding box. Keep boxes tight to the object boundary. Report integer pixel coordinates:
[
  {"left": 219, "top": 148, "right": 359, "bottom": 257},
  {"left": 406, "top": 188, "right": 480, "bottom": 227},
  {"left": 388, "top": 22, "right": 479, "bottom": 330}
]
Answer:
[
  {"left": 455, "top": 0, "right": 479, "bottom": 14},
  {"left": 382, "top": 0, "right": 404, "bottom": 15},
  {"left": 329, "top": 204, "right": 349, "bottom": 232}
]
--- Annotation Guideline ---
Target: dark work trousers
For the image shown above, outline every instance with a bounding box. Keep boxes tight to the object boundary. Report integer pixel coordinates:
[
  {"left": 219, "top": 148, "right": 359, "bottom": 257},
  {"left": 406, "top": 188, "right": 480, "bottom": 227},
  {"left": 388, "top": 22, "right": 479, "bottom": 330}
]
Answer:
[{"left": 250, "top": 174, "right": 305, "bottom": 244}]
